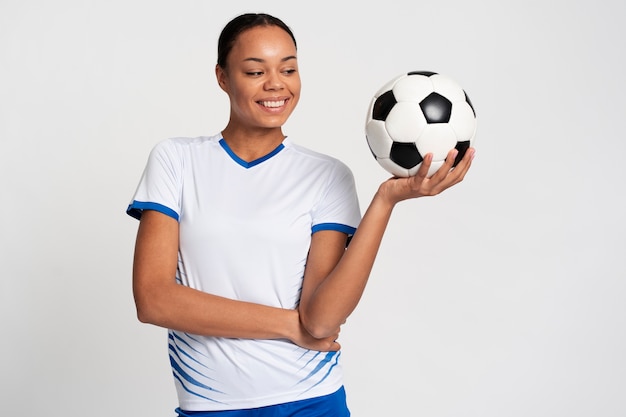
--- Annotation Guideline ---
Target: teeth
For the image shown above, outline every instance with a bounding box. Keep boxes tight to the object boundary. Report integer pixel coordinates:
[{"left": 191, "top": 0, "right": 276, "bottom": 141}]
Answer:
[{"left": 261, "top": 100, "right": 285, "bottom": 108}]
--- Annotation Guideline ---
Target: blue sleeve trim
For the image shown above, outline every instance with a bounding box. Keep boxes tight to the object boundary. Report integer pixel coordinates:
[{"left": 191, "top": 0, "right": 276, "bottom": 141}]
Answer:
[
  {"left": 311, "top": 223, "right": 357, "bottom": 236},
  {"left": 126, "top": 201, "right": 180, "bottom": 221}
]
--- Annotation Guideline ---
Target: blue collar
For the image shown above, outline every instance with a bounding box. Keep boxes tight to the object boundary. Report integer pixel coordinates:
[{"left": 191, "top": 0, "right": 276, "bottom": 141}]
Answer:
[{"left": 219, "top": 138, "right": 285, "bottom": 169}]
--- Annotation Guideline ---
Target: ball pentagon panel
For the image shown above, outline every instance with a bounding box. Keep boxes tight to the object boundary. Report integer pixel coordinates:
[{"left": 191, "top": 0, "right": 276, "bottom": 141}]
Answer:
[
  {"left": 390, "top": 141, "right": 423, "bottom": 169},
  {"left": 371, "top": 90, "right": 397, "bottom": 121},
  {"left": 377, "top": 156, "right": 410, "bottom": 178},
  {"left": 419, "top": 92, "right": 453, "bottom": 124}
]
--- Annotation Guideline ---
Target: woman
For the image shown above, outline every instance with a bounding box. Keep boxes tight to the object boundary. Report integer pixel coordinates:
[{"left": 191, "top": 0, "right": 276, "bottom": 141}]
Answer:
[{"left": 127, "top": 12, "right": 474, "bottom": 417}]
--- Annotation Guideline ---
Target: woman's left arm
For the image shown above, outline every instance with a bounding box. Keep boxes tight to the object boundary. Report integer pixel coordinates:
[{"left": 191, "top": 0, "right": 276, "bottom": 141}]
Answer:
[{"left": 299, "top": 148, "right": 474, "bottom": 338}]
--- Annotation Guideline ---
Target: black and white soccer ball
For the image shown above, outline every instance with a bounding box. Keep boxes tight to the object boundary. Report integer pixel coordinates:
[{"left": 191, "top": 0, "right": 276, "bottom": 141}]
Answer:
[{"left": 365, "top": 71, "right": 477, "bottom": 177}]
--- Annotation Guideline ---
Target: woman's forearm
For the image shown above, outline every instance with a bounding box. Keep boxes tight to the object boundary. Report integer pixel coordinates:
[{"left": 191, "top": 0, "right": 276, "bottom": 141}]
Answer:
[
  {"left": 135, "top": 281, "right": 297, "bottom": 339},
  {"left": 299, "top": 192, "right": 395, "bottom": 338}
]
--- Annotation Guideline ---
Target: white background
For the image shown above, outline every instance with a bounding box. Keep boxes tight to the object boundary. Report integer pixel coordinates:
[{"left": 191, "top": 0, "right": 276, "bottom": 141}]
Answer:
[{"left": 1, "top": 1, "right": 625, "bottom": 416}]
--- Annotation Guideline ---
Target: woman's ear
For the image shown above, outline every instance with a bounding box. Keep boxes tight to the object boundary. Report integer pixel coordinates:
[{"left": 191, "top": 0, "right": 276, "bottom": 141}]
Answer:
[{"left": 215, "top": 64, "right": 228, "bottom": 92}]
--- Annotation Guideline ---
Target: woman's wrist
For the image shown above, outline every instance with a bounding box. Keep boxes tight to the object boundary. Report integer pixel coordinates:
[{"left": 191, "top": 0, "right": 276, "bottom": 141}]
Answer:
[
  {"left": 281, "top": 308, "right": 301, "bottom": 342},
  {"left": 371, "top": 187, "right": 399, "bottom": 213}
]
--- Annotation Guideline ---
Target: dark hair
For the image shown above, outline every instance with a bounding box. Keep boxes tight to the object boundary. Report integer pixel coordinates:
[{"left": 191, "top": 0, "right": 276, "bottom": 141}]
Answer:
[{"left": 217, "top": 13, "right": 297, "bottom": 69}]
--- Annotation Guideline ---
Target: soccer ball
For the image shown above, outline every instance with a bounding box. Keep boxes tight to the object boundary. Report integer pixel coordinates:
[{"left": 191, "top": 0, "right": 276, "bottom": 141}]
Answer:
[{"left": 365, "top": 71, "right": 477, "bottom": 177}]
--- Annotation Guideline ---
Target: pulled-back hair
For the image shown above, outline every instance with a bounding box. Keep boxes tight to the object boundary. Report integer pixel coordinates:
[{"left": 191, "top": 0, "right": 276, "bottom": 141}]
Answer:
[{"left": 217, "top": 13, "right": 297, "bottom": 69}]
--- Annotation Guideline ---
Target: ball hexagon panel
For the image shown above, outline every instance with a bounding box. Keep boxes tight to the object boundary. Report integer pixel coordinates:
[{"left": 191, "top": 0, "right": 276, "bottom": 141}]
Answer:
[
  {"left": 392, "top": 75, "right": 433, "bottom": 103},
  {"left": 385, "top": 102, "right": 427, "bottom": 143},
  {"left": 429, "top": 73, "right": 466, "bottom": 103},
  {"left": 415, "top": 123, "right": 457, "bottom": 161},
  {"left": 365, "top": 119, "right": 393, "bottom": 157},
  {"left": 448, "top": 101, "right": 477, "bottom": 141}
]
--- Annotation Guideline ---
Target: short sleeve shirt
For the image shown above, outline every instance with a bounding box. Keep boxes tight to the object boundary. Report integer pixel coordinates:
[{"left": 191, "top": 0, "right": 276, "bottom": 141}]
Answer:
[{"left": 127, "top": 134, "right": 361, "bottom": 411}]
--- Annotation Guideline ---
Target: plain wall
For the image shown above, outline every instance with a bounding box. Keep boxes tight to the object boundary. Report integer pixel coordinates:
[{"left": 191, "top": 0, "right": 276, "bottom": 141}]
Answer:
[{"left": 1, "top": 1, "right": 625, "bottom": 416}]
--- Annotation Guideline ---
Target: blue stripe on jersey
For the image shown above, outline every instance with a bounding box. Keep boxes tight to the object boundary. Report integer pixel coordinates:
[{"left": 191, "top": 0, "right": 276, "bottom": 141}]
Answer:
[
  {"left": 169, "top": 331, "right": 227, "bottom": 404},
  {"left": 170, "top": 354, "right": 226, "bottom": 404},
  {"left": 300, "top": 351, "right": 321, "bottom": 371},
  {"left": 172, "top": 372, "right": 225, "bottom": 405},
  {"left": 127, "top": 200, "right": 179, "bottom": 221},
  {"left": 311, "top": 223, "right": 357, "bottom": 235},
  {"left": 297, "top": 351, "right": 340, "bottom": 392},
  {"left": 169, "top": 335, "right": 212, "bottom": 373},
  {"left": 219, "top": 138, "right": 285, "bottom": 168}
]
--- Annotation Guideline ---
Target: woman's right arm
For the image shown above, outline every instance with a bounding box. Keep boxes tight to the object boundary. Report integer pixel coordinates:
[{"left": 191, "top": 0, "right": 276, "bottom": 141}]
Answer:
[{"left": 132, "top": 209, "right": 340, "bottom": 351}]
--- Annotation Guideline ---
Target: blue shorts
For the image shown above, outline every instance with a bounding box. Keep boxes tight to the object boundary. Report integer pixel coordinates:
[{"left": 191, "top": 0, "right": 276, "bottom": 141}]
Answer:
[{"left": 175, "top": 386, "right": 350, "bottom": 417}]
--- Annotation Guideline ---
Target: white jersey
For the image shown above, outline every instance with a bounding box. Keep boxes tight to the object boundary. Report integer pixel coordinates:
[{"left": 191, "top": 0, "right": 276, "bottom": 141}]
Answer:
[{"left": 127, "top": 134, "right": 361, "bottom": 411}]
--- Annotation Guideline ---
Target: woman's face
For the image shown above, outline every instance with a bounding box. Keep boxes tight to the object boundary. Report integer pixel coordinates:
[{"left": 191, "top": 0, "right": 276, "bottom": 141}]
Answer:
[{"left": 217, "top": 25, "right": 301, "bottom": 132}]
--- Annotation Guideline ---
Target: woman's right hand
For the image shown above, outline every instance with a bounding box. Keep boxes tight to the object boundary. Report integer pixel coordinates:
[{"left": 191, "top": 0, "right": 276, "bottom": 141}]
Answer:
[{"left": 289, "top": 309, "right": 342, "bottom": 352}]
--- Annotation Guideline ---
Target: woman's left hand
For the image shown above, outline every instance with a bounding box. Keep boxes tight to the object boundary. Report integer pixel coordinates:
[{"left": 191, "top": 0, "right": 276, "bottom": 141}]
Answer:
[{"left": 376, "top": 147, "right": 475, "bottom": 205}]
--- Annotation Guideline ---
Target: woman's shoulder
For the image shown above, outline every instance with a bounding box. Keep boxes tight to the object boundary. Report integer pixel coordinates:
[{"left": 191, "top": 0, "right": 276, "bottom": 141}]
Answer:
[
  {"left": 147, "top": 134, "right": 221, "bottom": 158},
  {"left": 284, "top": 139, "right": 350, "bottom": 171},
  {"left": 157, "top": 133, "right": 221, "bottom": 149}
]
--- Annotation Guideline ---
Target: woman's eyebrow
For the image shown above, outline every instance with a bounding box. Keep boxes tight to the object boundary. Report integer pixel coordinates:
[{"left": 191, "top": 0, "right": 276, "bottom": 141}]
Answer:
[{"left": 243, "top": 55, "right": 297, "bottom": 63}]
